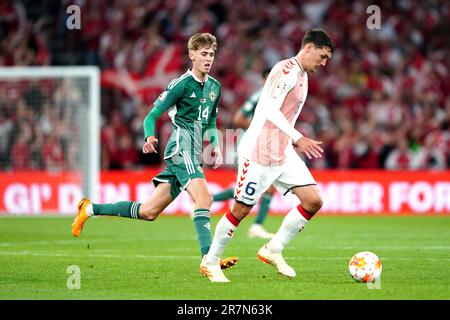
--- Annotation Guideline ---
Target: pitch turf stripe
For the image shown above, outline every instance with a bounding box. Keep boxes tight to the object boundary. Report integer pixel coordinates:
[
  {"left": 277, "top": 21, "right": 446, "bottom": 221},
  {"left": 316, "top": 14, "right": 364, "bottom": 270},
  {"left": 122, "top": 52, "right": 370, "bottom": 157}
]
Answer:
[
  {"left": 1, "top": 239, "right": 449, "bottom": 251},
  {"left": 0, "top": 251, "right": 448, "bottom": 262}
]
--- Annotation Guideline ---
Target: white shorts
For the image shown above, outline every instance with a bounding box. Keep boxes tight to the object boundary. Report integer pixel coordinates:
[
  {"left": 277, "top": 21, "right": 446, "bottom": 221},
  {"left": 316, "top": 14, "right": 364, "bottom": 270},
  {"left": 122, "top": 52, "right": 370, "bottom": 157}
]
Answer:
[{"left": 234, "top": 152, "right": 316, "bottom": 206}]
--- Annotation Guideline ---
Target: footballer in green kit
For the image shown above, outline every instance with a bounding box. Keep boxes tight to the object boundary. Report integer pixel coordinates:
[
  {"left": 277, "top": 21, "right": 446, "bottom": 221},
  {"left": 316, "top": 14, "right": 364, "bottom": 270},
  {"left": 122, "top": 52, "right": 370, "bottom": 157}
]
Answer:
[
  {"left": 71, "top": 33, "right": 237, "bottom": 278},
  {"left": 151, "top": 67, "right": 222, "bottom": 200}
]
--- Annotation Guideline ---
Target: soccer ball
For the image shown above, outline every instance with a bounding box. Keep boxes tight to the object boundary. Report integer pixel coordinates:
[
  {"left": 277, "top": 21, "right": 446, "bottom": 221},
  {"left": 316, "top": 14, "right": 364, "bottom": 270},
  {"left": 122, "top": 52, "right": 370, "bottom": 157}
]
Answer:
[{"left": 348, "top": 251, "right": 382, "bottom": 283}]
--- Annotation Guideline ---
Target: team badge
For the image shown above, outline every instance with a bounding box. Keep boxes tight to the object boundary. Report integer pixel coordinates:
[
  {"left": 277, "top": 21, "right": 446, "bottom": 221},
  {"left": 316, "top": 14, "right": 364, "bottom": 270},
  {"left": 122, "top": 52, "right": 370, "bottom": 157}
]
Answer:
[
  {"left": 209, "top": 91, "right": 216, "bottom": 102},
  {"left": 272, "top": 80, "right": 287, "bottom": 98}
]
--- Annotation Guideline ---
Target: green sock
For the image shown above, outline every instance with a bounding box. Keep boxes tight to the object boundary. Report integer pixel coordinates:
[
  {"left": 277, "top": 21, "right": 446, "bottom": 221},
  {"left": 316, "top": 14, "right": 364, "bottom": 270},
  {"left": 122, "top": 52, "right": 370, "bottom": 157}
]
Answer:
[
  {"left": 212, "top": 188, "right": 234, "bottom": 202},
  {"left": 193, "top": 209, "right": 211, "bottom": 256},
  {"left": 92, "top": 201, "right": 141, "bottom": 219},
  {"left": 254, "top": 193, "right": 272, "bottom": 225}
]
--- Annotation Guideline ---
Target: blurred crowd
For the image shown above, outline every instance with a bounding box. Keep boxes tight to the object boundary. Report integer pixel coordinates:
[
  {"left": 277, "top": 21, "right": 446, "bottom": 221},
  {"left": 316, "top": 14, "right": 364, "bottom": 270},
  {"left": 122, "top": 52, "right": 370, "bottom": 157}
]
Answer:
[{"left": 0, "top": 0, "right": 449, "bottom": 171}]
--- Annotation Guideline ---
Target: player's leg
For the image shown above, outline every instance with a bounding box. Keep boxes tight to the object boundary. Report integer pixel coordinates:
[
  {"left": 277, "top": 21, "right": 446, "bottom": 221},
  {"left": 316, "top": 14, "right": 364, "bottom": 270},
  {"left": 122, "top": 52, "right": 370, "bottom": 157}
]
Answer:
[
  {"left": 212, "top": 187, "right": 235, "bottom": 202},
  {"left": 203, "top": 200, "right": 253, "bottom": 264},
  {"left": 202, "top": 158, "right": 277, "bottom": 282},
  {"left": 185, "top": 177, "right": 232, "bottom": 282},
  {"left": 138, "top": 182, "right": 175, "bottom": 220},
  {"left": 200, "top": 200, "right": 254, "bottom": 282},
  {"left": 166, "top": 153, "right": 237, "bottom": 271},
  {"left": 269, "top": 184, "right": 322, "bottom": 249},
  {"left": 71, "top": 170, "right": 175, "bottom": 237},
  {"left": 258, "top": 154, "right": 321, "bottom": 278},
  {"left": 185, "top": 177, "right": 214, "bottom": 257},
  {"left": 258, "top": 185, "right": 322, "bottom": 278},
  {"left": 248, "top": 185, "right": 276, "bottom": 239},
  {"left": 72, "top": 197, "right": 146, "bottom": 237},
  {"left": 212, "top": 167, "right": 237, "bottom": 202}
]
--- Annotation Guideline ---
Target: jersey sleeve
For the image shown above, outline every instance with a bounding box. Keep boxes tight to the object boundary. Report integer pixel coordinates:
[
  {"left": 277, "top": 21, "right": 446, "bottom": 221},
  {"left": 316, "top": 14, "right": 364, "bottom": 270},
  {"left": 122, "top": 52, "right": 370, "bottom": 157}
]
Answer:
[
  {"left": 206, "top": 88, "right": 220, "bottom": 148},
  {"left": 260, "top": 65, "right": 303, "bottom": 142},
  {"left": 143, "top": 82, "right": 184, "bottom": 141},
  {"left": 240, "top": 89, "right": 261, "bottom": 118}
]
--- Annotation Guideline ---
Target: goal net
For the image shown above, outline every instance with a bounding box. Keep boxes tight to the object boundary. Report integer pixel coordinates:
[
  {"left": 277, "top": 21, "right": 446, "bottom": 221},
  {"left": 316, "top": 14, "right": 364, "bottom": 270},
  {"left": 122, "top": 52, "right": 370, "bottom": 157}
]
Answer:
[{"left": 0, "top": 67, "right": 100, "bottom": 215}]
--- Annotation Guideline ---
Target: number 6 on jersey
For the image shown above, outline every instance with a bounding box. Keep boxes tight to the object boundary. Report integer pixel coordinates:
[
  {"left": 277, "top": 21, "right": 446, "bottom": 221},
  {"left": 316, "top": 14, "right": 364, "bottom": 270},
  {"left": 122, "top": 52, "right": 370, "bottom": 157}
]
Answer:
[{"left": 246, "top": 182, "right": 257, "bottom": 196}]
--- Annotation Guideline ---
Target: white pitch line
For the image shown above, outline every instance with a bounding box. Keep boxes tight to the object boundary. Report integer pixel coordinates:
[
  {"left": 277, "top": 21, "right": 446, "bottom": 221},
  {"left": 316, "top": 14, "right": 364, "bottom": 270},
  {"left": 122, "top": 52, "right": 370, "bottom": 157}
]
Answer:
[
  {"left": 1, "top": 240, "right": 449, "bottom": 251},
  {"left": 0, "top": 238, "right": 196, "bottom": 247},
  {"left": 287, "top": 246, "right": 450, "bottom": 250},
  {"left": 0, "top": 251, "right": 448, "bottom": 262}
]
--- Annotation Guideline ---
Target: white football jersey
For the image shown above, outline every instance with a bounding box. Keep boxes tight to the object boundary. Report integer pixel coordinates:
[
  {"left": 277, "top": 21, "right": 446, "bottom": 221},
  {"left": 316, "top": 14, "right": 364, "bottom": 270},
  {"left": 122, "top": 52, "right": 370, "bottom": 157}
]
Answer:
[{"left": 238, "top": 57, "right": 308, "bottom": 165}]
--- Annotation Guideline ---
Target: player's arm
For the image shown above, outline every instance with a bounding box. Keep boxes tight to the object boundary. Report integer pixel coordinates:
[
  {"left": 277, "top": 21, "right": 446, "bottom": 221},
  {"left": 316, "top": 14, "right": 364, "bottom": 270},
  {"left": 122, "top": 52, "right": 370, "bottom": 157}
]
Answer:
[
  {"left": 261, "top": 70, "right": 303, "bottom": 140},
  {"left": 142, "top": 84, "right": 183, "bottom": 153},
  {"left": 262, "top": 69, "right": 323, "bottom": 159},
  {"left": 206, "top": 92, "right": 222, "bottom": 168},
  {"left": 233, "top": 110, "right": 251, "bottom": 129},
  {"left": 233, "top": 90, "right": 260, "bottom": 129}
]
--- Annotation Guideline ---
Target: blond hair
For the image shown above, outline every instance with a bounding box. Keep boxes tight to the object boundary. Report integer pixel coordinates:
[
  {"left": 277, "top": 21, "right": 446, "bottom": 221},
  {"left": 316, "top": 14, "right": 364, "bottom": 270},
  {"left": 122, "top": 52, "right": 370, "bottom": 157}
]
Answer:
[{"left": 188, "top": 33, "right": 217, "bottom": 52}]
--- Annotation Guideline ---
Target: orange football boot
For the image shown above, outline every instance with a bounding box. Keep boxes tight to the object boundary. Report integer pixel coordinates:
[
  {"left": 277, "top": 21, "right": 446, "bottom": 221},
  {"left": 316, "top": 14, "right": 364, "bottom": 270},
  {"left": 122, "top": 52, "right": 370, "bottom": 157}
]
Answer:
[
  {"left": 220, "top": 256, "right": 238, "bottom": 270},
  {"left": 71, "top": 197, "right": 92, "bottom": 237}
]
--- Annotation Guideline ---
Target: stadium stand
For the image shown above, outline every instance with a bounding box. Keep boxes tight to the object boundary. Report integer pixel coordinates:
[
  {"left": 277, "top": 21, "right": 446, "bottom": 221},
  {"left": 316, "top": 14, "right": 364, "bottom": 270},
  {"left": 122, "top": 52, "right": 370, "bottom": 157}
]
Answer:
[{"left": 1, "top": 0, "right": 449, "bottom": 170}]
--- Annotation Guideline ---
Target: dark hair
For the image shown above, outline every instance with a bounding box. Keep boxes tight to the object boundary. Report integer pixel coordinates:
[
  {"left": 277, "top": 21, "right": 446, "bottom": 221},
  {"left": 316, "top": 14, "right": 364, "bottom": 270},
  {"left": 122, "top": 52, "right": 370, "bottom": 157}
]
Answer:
[
  {"left": 261, "top": 67, "right": 271, "bottom": 78},
  {"left": 301, "top": 29, "right": 334, "bottom": 53}
]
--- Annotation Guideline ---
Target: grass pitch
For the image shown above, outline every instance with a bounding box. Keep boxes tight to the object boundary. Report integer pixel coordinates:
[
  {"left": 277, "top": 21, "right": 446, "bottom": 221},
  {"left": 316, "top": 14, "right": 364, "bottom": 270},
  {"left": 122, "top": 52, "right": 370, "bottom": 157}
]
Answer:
[{"left": 0, "top": 214, "right": 448, "bottom": 300}]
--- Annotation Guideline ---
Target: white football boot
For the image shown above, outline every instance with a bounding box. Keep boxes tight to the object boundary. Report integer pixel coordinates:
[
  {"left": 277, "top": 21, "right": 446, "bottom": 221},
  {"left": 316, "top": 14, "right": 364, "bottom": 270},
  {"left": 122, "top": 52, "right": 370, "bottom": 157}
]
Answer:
[
  {"left": 200, "top": 256, "right": 230, "bottom": 283},
  {"left": 257, "top": 244, "right": 296, "bottom": 278}
]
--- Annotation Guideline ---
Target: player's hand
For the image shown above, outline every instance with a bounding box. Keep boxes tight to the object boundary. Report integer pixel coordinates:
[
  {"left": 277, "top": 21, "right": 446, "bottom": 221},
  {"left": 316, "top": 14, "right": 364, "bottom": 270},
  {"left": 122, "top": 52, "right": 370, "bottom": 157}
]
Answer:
[
  {"left": 212, "top": 146, "right": 223, "bottom": 169},
  {"left": 143, "top": 136, "right": 158, "bottom": 154},
  {"left": 293, "top": 137, "right": 323, "bottom": 160}
]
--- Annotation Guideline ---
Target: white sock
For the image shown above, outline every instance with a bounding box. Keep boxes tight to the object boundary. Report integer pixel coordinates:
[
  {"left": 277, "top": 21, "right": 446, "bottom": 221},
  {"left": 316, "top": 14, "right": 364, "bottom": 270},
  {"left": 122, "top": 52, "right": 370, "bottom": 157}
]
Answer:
[
  {"left": 204, "top": 214, "right": 238, "bottom": 264},
  {"left": 86, "top": 204, "right": 94, "bottom": 216},
  {"left": 267, "top": 206, "right": 308, "bottom": 253}
]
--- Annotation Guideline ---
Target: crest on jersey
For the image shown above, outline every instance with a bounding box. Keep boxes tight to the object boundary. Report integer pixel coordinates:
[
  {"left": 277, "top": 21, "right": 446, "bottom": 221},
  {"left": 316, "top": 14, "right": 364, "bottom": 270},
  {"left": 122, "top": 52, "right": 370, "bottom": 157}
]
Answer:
[
  {"left": 158, "top": 91, "right": 168, "bottom": 101},
  {"left": 209, "top": 91, "right": 216, "bottom": 102},
  {"left": 272, "top": 80, "right": 288, "bottom": 98}
]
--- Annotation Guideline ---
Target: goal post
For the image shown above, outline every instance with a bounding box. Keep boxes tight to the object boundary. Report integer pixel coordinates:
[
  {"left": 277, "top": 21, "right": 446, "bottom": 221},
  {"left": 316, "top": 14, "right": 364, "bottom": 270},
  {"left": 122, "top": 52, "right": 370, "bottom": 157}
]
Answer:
[{"left": 0, "top": 66, "right": 100, "bottom": 214}]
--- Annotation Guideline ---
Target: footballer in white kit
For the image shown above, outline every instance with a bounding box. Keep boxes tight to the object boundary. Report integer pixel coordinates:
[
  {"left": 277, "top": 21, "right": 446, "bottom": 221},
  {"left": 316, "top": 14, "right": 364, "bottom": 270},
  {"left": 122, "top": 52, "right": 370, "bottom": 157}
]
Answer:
[
  {"left": 235, "top": 55, "right": 315, "bottom": 205},
  {"left": 201, "top": 29, "right": 335, "bottom": 282}
]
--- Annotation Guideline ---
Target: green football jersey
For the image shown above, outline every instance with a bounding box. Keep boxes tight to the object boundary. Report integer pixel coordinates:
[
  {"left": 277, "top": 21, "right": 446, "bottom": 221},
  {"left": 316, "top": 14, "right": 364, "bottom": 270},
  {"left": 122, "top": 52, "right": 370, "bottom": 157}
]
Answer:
[
  {"left": 151, "top": 70, "right": 221, "bottom": 163},
  {"left": 240, "top": 87, "right": 262, "bottom": 120}
]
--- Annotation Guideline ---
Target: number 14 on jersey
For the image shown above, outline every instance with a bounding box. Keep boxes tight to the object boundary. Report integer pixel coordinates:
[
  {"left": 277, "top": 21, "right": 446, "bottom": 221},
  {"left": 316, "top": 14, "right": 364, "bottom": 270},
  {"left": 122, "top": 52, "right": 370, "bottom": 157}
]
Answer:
[{"left": 197, "top": 105, "right": 210, "bottom": 121}]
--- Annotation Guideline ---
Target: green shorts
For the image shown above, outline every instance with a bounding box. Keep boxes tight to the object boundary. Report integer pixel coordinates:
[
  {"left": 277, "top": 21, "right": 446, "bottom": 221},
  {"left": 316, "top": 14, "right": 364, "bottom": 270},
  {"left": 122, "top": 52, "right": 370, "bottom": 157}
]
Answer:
[{"left": 152, "top": 152, "right": 205, "bottom": 199}]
